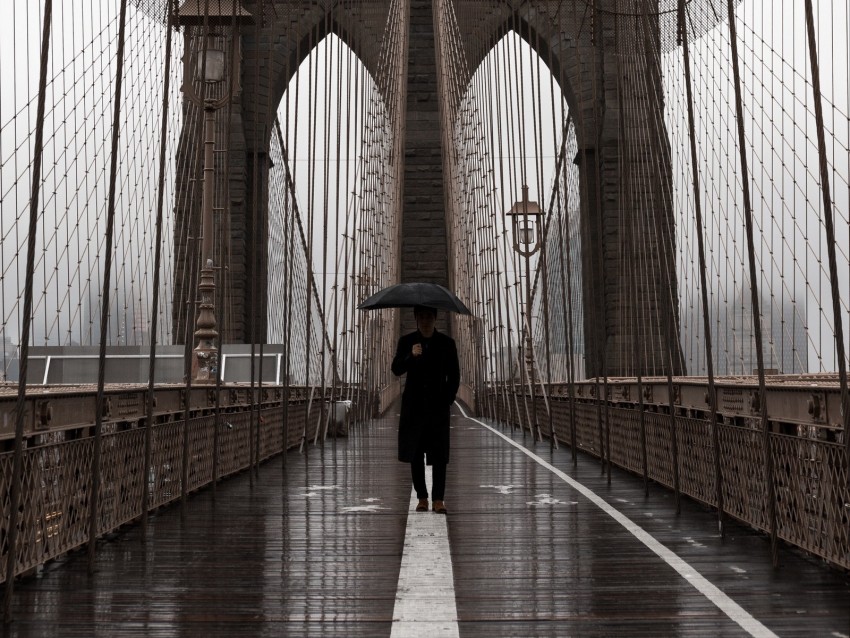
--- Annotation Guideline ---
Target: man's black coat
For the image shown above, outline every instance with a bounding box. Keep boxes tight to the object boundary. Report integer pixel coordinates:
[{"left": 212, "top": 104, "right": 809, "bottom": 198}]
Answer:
[{"left": 391, "top": 330, "right": 460, "bottom": 465}]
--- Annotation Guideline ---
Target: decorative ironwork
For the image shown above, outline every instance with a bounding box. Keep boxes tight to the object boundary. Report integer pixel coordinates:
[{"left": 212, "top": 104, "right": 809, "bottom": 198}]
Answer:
[{"left": 495, "top": 385, "right": 850, "bottom": 570}]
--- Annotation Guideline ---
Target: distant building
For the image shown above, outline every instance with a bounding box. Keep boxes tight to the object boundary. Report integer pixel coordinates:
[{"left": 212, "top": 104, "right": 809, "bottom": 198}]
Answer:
[
  {"left": 83, "top": 284, "right": 152, "bottom": 346},
  {"left": 2, "top": 333, "right": 19, "bottom": 382},
  {"left": 681, "top": 293, "right": 808, "bottom": 375}
]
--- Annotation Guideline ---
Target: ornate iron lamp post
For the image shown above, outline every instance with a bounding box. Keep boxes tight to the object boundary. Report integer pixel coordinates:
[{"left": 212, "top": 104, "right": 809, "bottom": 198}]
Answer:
[
  {"left": 176, "top": 1, "right": 251, "bottom": 381},
  {"left": 506, "top": 184, "right": 543, "bottom": 438}
]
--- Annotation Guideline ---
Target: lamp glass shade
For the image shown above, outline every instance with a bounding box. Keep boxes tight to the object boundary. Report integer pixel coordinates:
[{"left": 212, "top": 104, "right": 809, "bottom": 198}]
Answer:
[
  {"left": 197, "top": 49, "right": 225, "bottom": 83},
  {"left": 518, "top": 219, "right": 535, "bottom": 246}
]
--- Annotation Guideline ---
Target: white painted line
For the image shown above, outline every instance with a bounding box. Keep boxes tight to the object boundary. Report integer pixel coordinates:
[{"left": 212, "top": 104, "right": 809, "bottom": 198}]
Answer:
[
  {"left": 391, "top": 466, "right": 459, "bottom": 638},
  {"left": 455, "top": 403, "right": 779, "bottom": 638}
]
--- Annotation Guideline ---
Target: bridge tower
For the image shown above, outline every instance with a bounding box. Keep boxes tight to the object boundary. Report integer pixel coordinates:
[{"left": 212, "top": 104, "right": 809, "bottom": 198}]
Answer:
[{"left": 172, "top": 0, "right": 685, "bottom": 377}]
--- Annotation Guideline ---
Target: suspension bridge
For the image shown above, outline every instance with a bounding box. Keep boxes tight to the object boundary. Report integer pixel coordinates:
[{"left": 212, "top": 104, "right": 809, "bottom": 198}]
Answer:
[{"left": 1, "top": 0, "right": 849, "bottom": 634}]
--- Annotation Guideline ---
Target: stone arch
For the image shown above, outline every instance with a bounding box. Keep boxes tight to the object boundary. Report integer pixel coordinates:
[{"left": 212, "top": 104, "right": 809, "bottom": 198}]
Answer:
[
  {"left": 459, "top": 14, "right": 583, "bottom": 144},
  {"left": 173, "top": 3, "right": 396, "bottom": 346},
  {"left": 448, "top": 1, "right": 685, "bottom": 376},
  {"left": 240, "top": 4, "right": 394, "bottom": 156},
  {"left": 172, "top": 0, "right": 685, "bottom": 376}
]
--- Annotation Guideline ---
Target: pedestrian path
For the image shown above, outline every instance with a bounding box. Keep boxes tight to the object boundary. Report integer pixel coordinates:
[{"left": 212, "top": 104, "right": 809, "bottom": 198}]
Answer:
[
  {"left": 4, "top": 405, "right": 849, "bottom": 637},
  {"left": 391, "top": 465, "right": 459, "bottom": 637}
]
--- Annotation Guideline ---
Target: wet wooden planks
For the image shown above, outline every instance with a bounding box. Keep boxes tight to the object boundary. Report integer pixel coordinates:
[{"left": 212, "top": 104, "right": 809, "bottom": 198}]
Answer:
[
  {"left": 447, "top": 413, "right": 850, "bottom": 637},
  {"left": 2, "top": 406, "right": 849, "bottom": 637},
  {"left": 6, "top": 417, "right": 411, "bottom": 637}
]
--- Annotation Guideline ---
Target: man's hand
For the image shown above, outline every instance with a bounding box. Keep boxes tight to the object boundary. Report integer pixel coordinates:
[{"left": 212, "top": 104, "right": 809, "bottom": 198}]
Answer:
[{"left": 411, "top": 343, "right": 423, "bottom": 357}]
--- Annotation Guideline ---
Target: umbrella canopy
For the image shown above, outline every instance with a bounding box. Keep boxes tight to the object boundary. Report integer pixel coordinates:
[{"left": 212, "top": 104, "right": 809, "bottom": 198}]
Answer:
[{"left": 357, "top": 282, "right": 473, "bottom": 315}]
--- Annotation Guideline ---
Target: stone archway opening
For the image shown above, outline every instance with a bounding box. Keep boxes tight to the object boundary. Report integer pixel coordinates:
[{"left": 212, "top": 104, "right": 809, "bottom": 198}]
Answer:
[
  {"left": 266, "top": 32, "right": 399, "bottom": 386},
  {"left": 444, "top": 27, "right": 584, "bottom": 389}
]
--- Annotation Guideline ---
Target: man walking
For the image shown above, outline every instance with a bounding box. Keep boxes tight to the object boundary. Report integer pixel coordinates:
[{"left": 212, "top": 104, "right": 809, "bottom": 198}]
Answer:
[{"left": 391, "top": 305, "right": 460, "bottom": 514}]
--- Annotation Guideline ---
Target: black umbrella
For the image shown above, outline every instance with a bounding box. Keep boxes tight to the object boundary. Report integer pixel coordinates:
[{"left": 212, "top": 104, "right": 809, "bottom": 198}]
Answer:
[{"left": 357, "top": 282, "right": 473, "bottom": 315}]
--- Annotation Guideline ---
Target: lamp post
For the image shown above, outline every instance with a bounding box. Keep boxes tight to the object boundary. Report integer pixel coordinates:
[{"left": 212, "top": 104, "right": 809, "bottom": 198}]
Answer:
[
  {"left": 506, "top": 184, "right": 543, "bottom": 439},
  {"left": 176, "top": 1, "right": 251, "bottom": 381}
]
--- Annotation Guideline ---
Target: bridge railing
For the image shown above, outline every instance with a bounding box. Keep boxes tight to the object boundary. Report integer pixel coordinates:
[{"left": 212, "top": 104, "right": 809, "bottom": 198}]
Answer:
[
  {"left": 377, "top": 380, "right": 401, "bottom": 416},
  {"left": 0, "top": 383, "right": 370, "bottom": 584},
  {"left": 486, "top": 377, "right": 849, "bottom": 571}
]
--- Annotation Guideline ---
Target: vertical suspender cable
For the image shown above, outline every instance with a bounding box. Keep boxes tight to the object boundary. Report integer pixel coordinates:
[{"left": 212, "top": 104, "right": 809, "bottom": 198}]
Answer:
[
  {"left": 89, "top": 0, "right": 130, "bottom": 575},
  {"left": 502, "top": 32, "right": 521, "bottom": 432},
  {"left": 248, "top": 0, "right": 263, "bottom": 477},
  {"left": 565, "top": 5, "right": 592, "bottom": 463},
  {"left": 615, "top": 23, "right": 649, "bottom": 493},
  {"left": 343, "top": 4, "right": 356, "bottom": 418},
  {"left": 589, "top": 0, "right": 610, "bottom": 477},
  {"left": 481, "top": 38, "right": 502, "bottom": 422},
  {"left": 284, "top": 33, "right": 298, "bottom": 427},
  {"left": 182, "top": 0, "right": 214, "bottom": 506},
  {"left": 492, "top": 36, "right": 517, "bottom": 429},
  {"left": 329, "top": 28, "right": 345, "bottom": 439},
  {"left": 279, "top": 7, "right": 297, "bottom": 462},
  {"left": 178, "top": 0, "right": 212, "bottom": 508},
  {"left": 316, "top": 28, "right": 336, "bottom": 426},
  {"left": 516, "top": 27, "right": 540, "bottom": 442},
  {"left": 276, "top": 119, "right": 300, "bottom": 452},
  {"left": 481, "top": 39, "right": 507, "bottom": 426},
  {"left": 318, "top": 19, "right": 333, "bottom": 443},
  {"left": 3, "top": 0, "right": 53, "bottom": 622},
  {"left": 559, "top": 117, "right": 580, "bottom": 463},
  {"left": 302, "top": 22, "right": 316, "bottom": 449},
  {"left": 679, "top": 0, "right": 724, "bottom": 534},
  {"left": 212, "top": 6, "right": 242, "bottom": 489},
  {"left": 256, "top": 0, "right": 277, "bottom": 468},
  {"left": 802, "top": 0, "right": 850, "bottom": 565},
  {"left": 502, "top": 20, "right": 525, "bottom": 434},
  {"left": 530, "top": 9, "right": 556, "bottom": 448},
  {"left": 638, "top": 0, "right": 680, "bottom": 511},
  {"left": 725, "top": 0, "right": 777, "bottom": 565},
  {"left": 520, "top": 18, "right": 540, "bottom": 435},
  {"left": 143, "top": 0, "right": 178, "bottom": 536}
]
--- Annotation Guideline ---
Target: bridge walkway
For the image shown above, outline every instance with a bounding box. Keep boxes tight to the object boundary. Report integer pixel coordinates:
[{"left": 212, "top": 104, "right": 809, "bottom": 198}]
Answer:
[{"left": 4, "top": 405, "right": 849, "bottom": 637}]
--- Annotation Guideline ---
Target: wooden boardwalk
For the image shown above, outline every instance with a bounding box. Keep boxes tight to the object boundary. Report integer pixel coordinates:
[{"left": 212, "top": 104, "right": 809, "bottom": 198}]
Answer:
[{"left": 4, "top": 406, "right": 849, "bottom": 637}]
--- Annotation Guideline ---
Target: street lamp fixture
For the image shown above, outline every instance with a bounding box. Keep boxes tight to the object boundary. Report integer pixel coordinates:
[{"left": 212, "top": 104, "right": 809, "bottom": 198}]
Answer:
[
  {"left": 505, "top": 184, "right": 543, "bottom": 257},
  {"left": 176, "top": 0, "right": 251, "bottom": 382}
]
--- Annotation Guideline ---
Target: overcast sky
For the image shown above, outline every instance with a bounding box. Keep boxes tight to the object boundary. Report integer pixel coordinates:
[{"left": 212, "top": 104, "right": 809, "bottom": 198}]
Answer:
[{"left": 1, "top": 0, "right": 849, "bottom": 376}]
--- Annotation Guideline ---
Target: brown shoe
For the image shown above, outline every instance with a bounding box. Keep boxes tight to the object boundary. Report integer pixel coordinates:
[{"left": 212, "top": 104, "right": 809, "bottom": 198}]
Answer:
[
  {"left": 416, "top": 499, "right": 429, "bottom": 512},
  {"left": 432, "top": 500, "right": 447, "bottom": 514}
]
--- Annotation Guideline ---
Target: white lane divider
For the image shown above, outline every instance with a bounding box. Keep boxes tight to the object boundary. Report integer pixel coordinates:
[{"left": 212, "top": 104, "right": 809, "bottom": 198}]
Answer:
[
  {"left": 391, "top": 466, "right": 459, "bottom": 638},
  {"left": 456, "top": 403, "right": 779, "bottom": 638}
]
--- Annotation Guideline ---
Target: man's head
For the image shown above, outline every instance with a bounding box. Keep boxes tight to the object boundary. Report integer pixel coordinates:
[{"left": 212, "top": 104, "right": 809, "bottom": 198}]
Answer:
[{"left": 414, "top": 305, "right": 437, "bottom": 336}]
